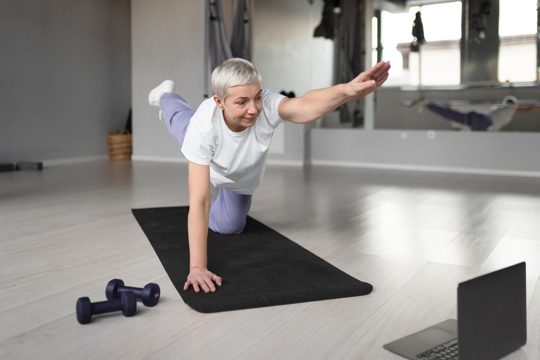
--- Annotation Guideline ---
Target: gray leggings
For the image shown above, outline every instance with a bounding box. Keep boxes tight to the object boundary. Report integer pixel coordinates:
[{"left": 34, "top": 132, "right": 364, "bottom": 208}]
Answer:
[{"left": 159, "top": 93, "right": 252, "bottom": 234}]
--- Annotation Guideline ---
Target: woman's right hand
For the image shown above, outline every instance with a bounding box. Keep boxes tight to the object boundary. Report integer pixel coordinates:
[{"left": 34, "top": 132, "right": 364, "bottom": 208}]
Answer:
[{"left": 183, "top": 266, "right": 222, "bottom": 293}]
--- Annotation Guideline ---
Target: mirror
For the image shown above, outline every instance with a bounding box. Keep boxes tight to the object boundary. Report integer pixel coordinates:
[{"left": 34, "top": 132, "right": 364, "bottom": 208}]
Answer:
[{"left": 253, "top": 0, "right": 540, "bottom": 132}]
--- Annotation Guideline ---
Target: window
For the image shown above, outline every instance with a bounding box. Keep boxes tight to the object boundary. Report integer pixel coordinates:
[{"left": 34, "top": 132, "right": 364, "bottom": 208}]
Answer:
[
  {"left": 498, "top": 0, "right": 537, "bottom": 82},
  {"left": 380, "top": 1, "right": 462, "bottom": 86}
]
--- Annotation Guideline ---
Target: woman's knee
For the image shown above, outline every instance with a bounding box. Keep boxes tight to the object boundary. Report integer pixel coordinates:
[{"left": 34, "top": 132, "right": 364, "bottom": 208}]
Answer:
[
  {"left": 209, "top": 214, "right": 246, "bottom": 235},
  {"left": 209, "top": 189, "right": 251, "bottom": 234}
]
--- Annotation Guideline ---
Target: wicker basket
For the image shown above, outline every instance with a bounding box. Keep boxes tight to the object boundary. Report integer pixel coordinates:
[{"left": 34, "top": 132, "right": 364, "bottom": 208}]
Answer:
[{"left": 107, "top": 131, "right": 132, "bottom": 161}]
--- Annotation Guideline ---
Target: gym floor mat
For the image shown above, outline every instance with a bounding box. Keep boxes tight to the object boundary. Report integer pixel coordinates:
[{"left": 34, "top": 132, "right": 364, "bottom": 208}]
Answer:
[{"left": 132, "top": 206, "right": 373, "bottom": 313}]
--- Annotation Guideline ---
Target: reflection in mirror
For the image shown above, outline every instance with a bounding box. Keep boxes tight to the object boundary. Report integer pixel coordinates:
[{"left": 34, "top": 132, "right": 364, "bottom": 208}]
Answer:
[
  {"left": 253, "top": 0, "right": 369, "bottom": 129},
  {"left": 254, "top": 0, "right": 540, "bottom": 131},
  {"left": 373, "top": 0, "right": 540, "bottom": 132},
  {"left": 253, "top": 0, "right": 333, "bottom": 125},
  {"left": 381, "top": 2, "right": 462, "bottom": 87}
]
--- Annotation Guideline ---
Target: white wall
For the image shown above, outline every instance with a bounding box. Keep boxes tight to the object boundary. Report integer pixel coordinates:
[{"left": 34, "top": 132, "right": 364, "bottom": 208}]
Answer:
[
  {"left": 131, "top": 0, "right": 206, "bottom": 161},
  {"left": 253, "top": 0, "right": 334, "bottom": 163},
  {"left": 132, "top": 0, "right": 333, "bottom": 164},
  {"left": 131, "top": 0, "right": 540, "bottom": 176}
]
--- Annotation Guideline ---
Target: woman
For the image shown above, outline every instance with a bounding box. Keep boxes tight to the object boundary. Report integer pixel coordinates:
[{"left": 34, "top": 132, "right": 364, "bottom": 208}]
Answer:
[{"left": 148, "top": 58, "right": 390, "bottom": 294}]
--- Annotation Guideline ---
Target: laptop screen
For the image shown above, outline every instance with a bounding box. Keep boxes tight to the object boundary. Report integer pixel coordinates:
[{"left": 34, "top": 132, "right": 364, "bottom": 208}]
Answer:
[{"left": 458, "top": 262, "right": 527, "bottom": 360}]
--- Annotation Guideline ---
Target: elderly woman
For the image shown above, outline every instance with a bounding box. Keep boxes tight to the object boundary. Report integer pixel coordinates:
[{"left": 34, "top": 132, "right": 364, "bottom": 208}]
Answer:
[{"left": 148, "top": 58, "right": 390, "bottom": 293}]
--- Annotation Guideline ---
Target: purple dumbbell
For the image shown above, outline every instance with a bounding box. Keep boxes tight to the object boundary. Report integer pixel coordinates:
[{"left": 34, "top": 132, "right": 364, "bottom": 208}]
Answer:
[
  {"left": 76, "top": 292, "right": 137, "bottom": 324},
  {"left": 105, "top": 279, "right": 160, "bottom": 307}
]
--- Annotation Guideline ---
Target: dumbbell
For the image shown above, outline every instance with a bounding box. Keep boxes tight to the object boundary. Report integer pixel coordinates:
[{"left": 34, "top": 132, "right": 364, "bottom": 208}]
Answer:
[
  {"left": 105, "top": 279, "right": 160, "bottom": 307},
  {"left": 76, "top": 292, "right": 137, "bottom": 324}
]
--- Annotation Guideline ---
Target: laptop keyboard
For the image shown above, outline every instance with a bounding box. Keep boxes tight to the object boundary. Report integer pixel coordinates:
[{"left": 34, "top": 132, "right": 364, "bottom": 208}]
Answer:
[{"left": 416, "top": 339, "right": 458, "bottom": 360}]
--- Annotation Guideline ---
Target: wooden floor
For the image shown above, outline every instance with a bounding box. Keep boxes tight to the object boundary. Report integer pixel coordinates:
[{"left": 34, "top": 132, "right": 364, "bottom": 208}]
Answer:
[{"left": 1, "top": 160, "right": 539, "bottom": 359}]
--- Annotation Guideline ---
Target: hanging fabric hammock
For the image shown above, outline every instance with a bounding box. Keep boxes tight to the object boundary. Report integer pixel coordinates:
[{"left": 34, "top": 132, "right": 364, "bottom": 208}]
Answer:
[
  {"left": 207, "top": 0, "right": 232, "bottom": 71},
  {"left": 230, "top": 0, "right": 252, "bottom": 60},
  {"left": 206, "top": 0, "right": 252, "bottom": 71},
  {"left": 410, "top": 11, "right": 426, "bottom": 52}
]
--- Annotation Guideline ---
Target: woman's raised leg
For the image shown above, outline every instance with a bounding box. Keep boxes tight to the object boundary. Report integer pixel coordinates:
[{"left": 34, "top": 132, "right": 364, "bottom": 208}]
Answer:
[{"left": 148, "top": 80, "right": 194, "bottom": 146}]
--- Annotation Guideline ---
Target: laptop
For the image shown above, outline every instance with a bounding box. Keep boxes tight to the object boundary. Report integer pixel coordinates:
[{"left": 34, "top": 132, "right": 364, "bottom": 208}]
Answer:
[{"left": 383, "top": 262, "right": 527, "bottom": 360}]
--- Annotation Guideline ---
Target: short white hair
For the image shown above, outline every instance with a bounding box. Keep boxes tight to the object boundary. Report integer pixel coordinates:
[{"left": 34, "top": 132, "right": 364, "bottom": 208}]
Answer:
[
  {"left": 211, "top": 58, "right": 262, "bottom": 99},
  {"left": 502, "top": 95, "right": 518, "bottom": 105}
]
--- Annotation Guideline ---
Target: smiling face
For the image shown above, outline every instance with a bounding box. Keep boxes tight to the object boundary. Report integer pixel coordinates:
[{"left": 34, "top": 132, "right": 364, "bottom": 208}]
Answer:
[{"left": 213, "top": 82, "right": 262, "bottom": 132}]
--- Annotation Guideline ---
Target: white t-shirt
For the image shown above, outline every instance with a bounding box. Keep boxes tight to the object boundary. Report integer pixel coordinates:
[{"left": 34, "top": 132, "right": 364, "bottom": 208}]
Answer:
[
  {"left": 489, "top": 101, "right": 518, "bottom": 131},
  {"left": 181, "top": 89, "right": 285, "bottom": 195}
]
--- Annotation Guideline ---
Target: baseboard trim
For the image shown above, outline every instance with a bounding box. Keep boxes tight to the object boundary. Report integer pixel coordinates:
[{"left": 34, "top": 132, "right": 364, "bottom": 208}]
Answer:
[
  {"left": 310, "top": 159, "right": 540, "bottom": 178},
  {"left": 133, "top": 156, "right": 540, "bottom": 178},
  {"left": 266, "top": 159, "right": 304, "bottom": 167},
  {"left": 44, "top": 155, "right": 108, "bottom": 166},
  {"left": 132, "top": 155, "right": 304, "bottom": 167},
  {"left": 40, "top": 155, "right": 540, "bottom": 178},
  {"left": 132, "top": 155, "right": 186, "bottom": 163}
]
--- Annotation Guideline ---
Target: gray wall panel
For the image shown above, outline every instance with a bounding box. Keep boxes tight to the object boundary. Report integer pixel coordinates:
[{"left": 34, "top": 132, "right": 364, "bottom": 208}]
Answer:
[
  {"left": 0, "top": 0, "right": 131, "bottom": 162},
  {"left": 311, "top": 128, "right": 540, "bottom": 175}
]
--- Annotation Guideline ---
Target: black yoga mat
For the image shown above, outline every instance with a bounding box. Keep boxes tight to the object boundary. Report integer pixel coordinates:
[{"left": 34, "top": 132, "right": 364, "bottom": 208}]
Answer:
[{"left": 133, "top": 206, "right": 373, "bottom": 313}]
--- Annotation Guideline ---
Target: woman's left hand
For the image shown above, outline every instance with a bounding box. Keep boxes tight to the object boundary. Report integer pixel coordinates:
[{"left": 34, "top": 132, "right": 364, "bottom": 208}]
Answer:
[{"left": 344, "top": 61, "right": 391, "bottom": 99}]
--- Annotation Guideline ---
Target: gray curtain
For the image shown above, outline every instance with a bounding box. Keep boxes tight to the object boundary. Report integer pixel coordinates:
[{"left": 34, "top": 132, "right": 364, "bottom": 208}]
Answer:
[
  {"left": 335, "top": 0, "right": 364, "bottom": 84},
  {"left": 207, "top": 0, "right": 233, "bottom": 71},
  {"left": 333, "top": 0, "right": 366, "bottom": 126},
  {"left": 207, "top": 0, "right": 252, "bottom": 72},
  {"left": 230, "top": 0, "right": 252, "bottom": 60}
]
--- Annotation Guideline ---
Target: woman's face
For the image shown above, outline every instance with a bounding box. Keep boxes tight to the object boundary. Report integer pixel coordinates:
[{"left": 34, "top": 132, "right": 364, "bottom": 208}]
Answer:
[{"left": 214, "top": 82, "right": 262, "bottom": 132}]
